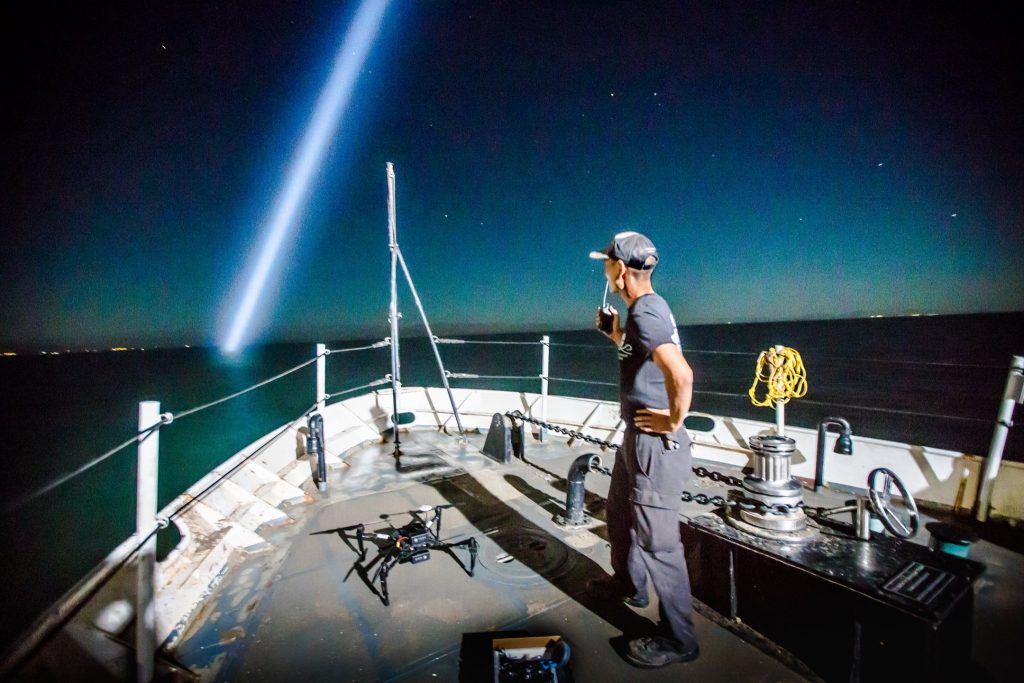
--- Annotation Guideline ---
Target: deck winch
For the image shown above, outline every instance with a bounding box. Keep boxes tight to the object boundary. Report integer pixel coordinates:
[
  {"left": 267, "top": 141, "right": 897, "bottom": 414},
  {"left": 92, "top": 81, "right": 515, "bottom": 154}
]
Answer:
[{"left": 725, "top": 434, "right": 816, "bottom": 541}]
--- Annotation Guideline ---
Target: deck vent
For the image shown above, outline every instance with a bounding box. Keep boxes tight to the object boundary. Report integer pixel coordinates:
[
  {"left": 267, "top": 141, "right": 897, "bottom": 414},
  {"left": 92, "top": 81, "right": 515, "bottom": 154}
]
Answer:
[{"left": 882, "top": 561, "right": 957, "bottom": 605}]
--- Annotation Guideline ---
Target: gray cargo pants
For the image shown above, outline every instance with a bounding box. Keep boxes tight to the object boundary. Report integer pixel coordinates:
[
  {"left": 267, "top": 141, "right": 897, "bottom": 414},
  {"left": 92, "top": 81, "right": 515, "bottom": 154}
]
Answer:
[{"left": 606, "top": 425, "right": 697, "bottom": 649}]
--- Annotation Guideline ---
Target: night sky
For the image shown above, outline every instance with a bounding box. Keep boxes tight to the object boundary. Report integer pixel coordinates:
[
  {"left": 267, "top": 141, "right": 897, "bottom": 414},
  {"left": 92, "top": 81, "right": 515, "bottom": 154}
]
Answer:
[{"left": 2, "top": 1, "right": 1021, "bottom": 351}]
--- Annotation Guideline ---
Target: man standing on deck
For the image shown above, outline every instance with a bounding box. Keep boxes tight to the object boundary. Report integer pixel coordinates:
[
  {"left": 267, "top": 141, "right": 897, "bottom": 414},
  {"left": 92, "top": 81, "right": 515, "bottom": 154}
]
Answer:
[{"left": 587, "top": 231, "right": 700, "bottom": 668}]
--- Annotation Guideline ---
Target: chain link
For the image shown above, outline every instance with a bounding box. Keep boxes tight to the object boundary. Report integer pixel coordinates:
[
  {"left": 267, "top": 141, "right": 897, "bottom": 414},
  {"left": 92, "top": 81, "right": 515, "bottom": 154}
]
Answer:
[{"left": 506, "top": 410, "right": 807, "bottom": 515}]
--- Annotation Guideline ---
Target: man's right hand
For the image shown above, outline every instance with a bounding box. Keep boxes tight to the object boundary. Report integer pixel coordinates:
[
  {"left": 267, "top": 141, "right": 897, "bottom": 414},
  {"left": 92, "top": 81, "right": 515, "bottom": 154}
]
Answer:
[{"left": 596, "top": 306, "right": 621, "bottom": 344}]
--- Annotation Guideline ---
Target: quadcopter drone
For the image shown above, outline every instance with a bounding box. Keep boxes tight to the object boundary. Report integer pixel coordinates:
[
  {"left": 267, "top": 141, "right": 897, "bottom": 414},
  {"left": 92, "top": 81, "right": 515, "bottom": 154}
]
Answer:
[{"left": 342, "top": 504, "right": 479, "bottom": 606}]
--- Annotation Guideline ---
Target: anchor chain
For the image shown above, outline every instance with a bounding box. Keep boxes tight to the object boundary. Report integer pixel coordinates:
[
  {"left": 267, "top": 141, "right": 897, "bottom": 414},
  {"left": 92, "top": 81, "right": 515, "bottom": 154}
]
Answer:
[{"left": 506, "top": 410, "right": 810, "bottom": 516}]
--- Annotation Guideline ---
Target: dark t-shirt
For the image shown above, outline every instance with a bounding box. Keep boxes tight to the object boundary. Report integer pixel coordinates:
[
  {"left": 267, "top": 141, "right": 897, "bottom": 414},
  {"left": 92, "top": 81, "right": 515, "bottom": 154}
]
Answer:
[{"left": 618, "top": 293, "right": 682, "bottom": 422}]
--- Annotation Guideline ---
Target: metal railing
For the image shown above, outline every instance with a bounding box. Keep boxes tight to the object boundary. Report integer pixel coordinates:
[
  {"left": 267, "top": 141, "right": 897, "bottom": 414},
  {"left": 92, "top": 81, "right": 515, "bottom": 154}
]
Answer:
[
  {"left": 0, "top": 331, "right": 623, "bottom": 678},
  {"left": 0, "top": 339, "right": 391, "bottom": 681},
  {"left": 4, "top": 333, "right": 1021, "bottom": 680}
]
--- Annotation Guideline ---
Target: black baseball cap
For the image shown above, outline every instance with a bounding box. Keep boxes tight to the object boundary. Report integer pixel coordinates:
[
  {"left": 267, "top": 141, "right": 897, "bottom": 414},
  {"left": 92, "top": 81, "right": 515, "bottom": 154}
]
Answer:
[{"left": 588, "top": 231, "right": 659, "bottom": 270}]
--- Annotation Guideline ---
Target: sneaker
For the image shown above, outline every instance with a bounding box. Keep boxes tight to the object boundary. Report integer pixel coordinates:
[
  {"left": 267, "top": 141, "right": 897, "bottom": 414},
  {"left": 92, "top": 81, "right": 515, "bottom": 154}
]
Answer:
[
  {"left": 586, "top": 577, "right": 649, "bottom": 608},
  {"left": 625, "top": 636, "right": 700, "bottom": 668},
  {"left": 623, "top": 594, "right": 650, "bottom": 608}
]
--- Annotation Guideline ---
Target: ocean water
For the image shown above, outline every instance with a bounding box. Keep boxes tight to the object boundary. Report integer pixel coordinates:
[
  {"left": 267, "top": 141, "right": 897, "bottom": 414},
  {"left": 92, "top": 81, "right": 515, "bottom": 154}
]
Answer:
[{"left": 0, "top": 311, "right": 1021, "bottom": 654}]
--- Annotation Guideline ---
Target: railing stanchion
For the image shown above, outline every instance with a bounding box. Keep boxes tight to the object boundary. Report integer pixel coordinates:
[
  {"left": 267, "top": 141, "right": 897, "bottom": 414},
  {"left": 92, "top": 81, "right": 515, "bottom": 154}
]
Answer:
[
  {"left": 539, "top": 336, "right": 550, "bottom": 442},
  {"left": 136, "top": 401, "right": 160, "bottom": 683},
  {"left": 975, "top": 355, "right": 1024, "bottom": 522},
  {"left": 316, "top": 343, "right": 327, "bottom": 415}
]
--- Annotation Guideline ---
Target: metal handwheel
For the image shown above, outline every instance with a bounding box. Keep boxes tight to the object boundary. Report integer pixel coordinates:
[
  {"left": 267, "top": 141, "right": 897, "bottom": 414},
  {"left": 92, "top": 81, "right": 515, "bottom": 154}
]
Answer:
[{"left": 867, "top": 467, "right": 920, "bottom": 539}]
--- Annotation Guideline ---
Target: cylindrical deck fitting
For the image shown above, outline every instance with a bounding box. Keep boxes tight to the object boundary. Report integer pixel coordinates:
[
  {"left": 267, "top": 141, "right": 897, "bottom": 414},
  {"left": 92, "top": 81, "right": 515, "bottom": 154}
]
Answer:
[
  {"left": 307, "top": 412, "right": 327, "bottom": 491},
  {"left": 554, "top": 454, "right": 597, "bottom": 529},
  {"left": 856, "top": 497, "right": 872, "bottom": 540},
  {"left": 735, "top": 434, "right": 808, "bottom": 533},
  {"left": 745, "top": 435, "right": 802, "bottom": 499}
]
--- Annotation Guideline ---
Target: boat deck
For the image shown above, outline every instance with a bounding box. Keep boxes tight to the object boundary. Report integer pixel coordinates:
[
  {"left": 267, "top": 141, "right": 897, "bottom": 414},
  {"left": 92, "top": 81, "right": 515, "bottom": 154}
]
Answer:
[
  {"left": 171, "top": 429, "right": 820, "bottom": 682},
  {"left": 166, "top": 427, "right": 1020, "bottom": 682},
  {"left": 13, "top": 424, "right": 1022, "bottom": 682}
]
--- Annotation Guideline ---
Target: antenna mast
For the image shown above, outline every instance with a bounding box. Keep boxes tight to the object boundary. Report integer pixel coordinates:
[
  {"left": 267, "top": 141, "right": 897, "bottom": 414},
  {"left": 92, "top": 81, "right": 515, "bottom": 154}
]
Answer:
[{"left": 385, "top": 163, "right": 465, "bottom": 449}]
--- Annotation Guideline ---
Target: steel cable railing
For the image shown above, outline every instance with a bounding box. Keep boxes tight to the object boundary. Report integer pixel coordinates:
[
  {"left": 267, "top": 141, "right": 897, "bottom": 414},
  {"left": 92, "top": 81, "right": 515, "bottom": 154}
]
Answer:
[
  {"left": 160, "top": 404, "right": 316, "bottom": 525},
  {"left": 119, "top": 374, "right": 389, "bottom": 549},
  {"left": 446, "top": 371, "right": 540, "bottom": 381},
  {"left": 434, "top": 336, "right": 541, "bottom": 346},
  {"left": 792, "top": 355, "right": 1007, "bottom": 370},
  {"left": 4, "top": 341, "right": 390, "bottom": 515},
  {"left": 2, "top": 419, "right": 167, "bottom": 514},
  {"left": 542, "top": 342, "right": 1009, "bottom": 371},
  {"left": 326, "top": 339, "right": 391, "bottom": 354},
  {"left": 324, "top": 377, "right": 391, "bottom": 402},
  {"left": 544, "top": 375, "right": 617, "bottom": 387},
  {"left": 0, "top": 339, "right": 397, "bottom": 676},
  {"left": 444, "top": 370, "right": 616, "bottom": 389},
  {"left": 7, "top": 334, "right": 1009, "bottom": 590},
  {"left": 0, "top": 400, "right": 319, "bottom": 677},
  {"left": 686, "top": 347, "right": 1007, "bottom": 369},
  {"left": 544, "top": 341, "right": 608, "bottom": 349},
  {"left": 438, "top": 341, "right": 1000, "bottom": 426},
  {"left": 4, "top": 332, "right": 1012, "bottom": 679},
  {"left": 172, "top": 354, "right": 326, "bottom": 421}
]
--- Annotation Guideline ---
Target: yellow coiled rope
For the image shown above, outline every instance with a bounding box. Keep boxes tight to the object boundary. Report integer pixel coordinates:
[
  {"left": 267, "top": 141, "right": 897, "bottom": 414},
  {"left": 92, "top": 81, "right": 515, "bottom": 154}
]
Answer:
[{"left": 748, "top": 346, "right": 808, "bottom": 407}]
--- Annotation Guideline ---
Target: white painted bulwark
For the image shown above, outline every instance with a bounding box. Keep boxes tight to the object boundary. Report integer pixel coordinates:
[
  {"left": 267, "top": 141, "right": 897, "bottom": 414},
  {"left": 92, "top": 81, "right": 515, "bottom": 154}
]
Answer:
[
  {"left": 134, "top": 385, "right": 1024, "bottom": 650},
  {"left": 10, "top": 385, "right": 1022, "bottom": 674}
]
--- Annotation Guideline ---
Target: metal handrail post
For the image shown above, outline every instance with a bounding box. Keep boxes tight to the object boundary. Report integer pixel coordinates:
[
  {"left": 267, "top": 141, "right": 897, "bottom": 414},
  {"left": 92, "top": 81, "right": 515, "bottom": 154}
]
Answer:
[
  {"left": 539, "top": 335, "right": 550, "bottom": 442},
  {"left": 316, "top": 343, "right": 327, "bottom": 414},
  {"left": 136, "top": 401, "right": 160, "bottom": 683},
  {"left": 975, "top": 355, "right": 1024, "bottom": 522}
]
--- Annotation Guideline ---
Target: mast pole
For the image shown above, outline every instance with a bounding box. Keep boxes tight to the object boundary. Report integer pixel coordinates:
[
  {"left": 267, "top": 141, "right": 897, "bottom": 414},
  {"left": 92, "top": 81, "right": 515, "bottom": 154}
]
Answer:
[
  {"left": 386, "top": 162, "right": 402, "bottom": 453},
  {"left": 386, "top": 162, "right": 465, "bottom": 438}
]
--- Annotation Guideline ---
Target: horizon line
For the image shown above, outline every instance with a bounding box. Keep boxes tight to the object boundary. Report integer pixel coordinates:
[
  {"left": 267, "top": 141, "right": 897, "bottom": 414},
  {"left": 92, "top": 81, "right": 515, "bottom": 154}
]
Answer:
[{"left": 4, "top": 309, "right": 1023, "bottom": 356}]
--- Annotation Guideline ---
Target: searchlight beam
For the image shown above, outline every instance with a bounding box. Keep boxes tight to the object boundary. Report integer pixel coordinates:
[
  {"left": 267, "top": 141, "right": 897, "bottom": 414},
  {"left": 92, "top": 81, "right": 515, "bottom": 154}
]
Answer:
[{"left": 220, "top": 0, "right": 390, "bottom": 353}]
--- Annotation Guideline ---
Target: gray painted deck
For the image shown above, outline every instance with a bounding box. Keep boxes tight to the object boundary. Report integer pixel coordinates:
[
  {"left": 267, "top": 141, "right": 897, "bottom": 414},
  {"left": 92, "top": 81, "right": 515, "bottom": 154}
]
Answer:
[{"left": 172, "top": 430, "right": 821, "bottom": 681}]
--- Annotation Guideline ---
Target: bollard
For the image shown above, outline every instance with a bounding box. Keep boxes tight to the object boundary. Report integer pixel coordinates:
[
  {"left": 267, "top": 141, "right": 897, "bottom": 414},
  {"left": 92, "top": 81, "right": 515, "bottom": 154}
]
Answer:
[
  {"left": 482, "top": 413, "right": 514, "bottom": 464},
  {"left": 554, "top": 454, "right": 596, "bottom": 528}
]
